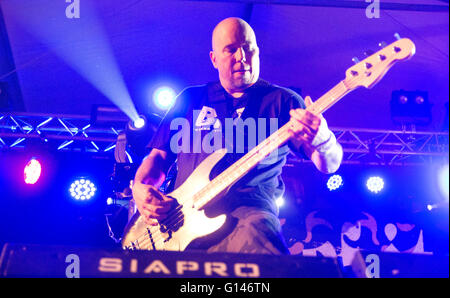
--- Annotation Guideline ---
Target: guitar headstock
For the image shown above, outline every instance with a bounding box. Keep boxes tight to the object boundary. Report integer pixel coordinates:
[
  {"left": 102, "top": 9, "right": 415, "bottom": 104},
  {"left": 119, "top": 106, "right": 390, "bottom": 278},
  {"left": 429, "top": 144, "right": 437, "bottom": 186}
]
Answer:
[{"left": 344, "top": 38, "right": 416, "bottom": 90}]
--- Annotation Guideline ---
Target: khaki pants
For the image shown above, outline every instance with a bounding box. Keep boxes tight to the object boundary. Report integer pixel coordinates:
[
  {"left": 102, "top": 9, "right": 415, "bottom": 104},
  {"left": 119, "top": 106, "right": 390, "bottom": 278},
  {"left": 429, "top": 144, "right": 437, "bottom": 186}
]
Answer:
[{"left": 187, "top": 206, "right": 289, "bottom": 255}]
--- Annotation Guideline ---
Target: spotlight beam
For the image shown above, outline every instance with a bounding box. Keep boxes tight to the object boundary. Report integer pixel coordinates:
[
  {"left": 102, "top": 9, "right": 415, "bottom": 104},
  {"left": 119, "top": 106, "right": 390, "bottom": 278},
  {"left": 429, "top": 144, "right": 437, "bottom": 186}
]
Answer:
[{"left": 4, "top": 0, "right": 140, "bottom": 122}]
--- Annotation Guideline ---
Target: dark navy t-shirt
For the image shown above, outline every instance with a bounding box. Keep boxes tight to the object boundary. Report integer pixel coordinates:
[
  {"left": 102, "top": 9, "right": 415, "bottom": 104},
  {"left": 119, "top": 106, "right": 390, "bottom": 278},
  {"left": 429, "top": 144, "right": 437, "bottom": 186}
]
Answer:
[{"left": 148, "top": 79, "right": 306, "bottom": 216}]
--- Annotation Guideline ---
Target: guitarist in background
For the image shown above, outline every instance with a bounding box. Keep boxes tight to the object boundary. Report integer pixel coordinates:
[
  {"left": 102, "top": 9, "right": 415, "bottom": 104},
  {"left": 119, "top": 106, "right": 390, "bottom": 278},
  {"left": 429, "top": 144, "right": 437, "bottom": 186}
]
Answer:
[{"left": 131, "top": 17, "right": 343, "bottom": 254}]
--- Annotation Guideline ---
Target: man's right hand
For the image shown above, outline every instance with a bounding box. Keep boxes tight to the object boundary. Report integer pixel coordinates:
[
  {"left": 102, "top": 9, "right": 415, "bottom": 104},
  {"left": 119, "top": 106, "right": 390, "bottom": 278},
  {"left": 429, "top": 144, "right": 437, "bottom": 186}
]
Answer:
[{"left": 132, "top": 181, "right": 176, "bottom": 226}]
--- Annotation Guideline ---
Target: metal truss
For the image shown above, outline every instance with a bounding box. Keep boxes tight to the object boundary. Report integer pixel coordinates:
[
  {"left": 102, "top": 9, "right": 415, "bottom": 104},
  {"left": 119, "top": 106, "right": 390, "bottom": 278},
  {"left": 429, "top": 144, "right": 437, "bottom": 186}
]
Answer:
[
  {"left": 0, "top": 112, "right": 125, "bottom": 154},
  {"left": 1, "top": 112, "right": 448, "bottom": 165},
  {"left": 290, "top": 126, "right": 449, "bottom": 166},
  {"left": 333, "top": 127, "right": 448, "bottom": 165}
]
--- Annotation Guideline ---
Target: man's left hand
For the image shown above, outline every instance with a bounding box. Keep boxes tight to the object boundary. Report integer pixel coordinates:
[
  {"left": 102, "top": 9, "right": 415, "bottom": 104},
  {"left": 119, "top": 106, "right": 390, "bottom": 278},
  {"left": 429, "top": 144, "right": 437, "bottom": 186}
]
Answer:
[
  {"left": 288, "top": 96, "right": 323, "bottom": 145},
  {"left": 288, "top": 95, "right": 342, "bottom": 174}
]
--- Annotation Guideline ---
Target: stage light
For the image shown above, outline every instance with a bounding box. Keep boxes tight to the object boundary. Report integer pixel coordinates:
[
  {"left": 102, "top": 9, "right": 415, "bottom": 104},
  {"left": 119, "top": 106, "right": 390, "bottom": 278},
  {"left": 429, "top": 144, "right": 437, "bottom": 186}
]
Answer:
[
  {"left": 399, "top": 95, "right": 408, "bottom": 104},
  {"left": 153, "top": 86, "right": 176, "bottom": 110},
  {"left": 327, "top": 175, "right": 343, "bottom": 191},
  {"left": 438, "top": 164, "right": 449, "bottom": 200},
  {"left": 276, "top": 197, "right": 285, "bottom": 207},
  {"left": 120, "top": 113, "right": 162, "bottom": 162},
  {"left": 24, "top": 158, "right": 42, "bottom": 185},
  {"left": 127, "top": 115, "right": 147, "bottom": 131},
  {"left": 133, "top": 117, "right": 146, "bottom": 129},
  {"left": 106, "top": 197, "right": 114, "bottom": 205},
  {"left": 69, "top": 178, "right": 97, "bottom": 201},
  {"left": 415, "top": 96, "right": 425, "bottom": 104},
  {"left": 366, "top": 176, "right": 384, "bottom": 194}
]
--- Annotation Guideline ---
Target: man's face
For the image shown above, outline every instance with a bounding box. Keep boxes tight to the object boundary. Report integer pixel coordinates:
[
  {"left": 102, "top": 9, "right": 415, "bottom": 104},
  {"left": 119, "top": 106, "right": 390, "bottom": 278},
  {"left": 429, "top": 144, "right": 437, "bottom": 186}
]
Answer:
[{"left": 210, "top": 20, "right": 260, "bottom": 96}]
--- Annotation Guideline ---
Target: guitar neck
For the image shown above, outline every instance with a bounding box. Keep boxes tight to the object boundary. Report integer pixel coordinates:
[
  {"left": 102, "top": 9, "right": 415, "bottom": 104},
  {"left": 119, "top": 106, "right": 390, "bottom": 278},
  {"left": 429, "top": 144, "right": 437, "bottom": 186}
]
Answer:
[
  {"left": 307, "top": 80, "right": 351, "bottom": 115},
  {"left": 193, "top": 80, "right": 350, "bottom": 209}
]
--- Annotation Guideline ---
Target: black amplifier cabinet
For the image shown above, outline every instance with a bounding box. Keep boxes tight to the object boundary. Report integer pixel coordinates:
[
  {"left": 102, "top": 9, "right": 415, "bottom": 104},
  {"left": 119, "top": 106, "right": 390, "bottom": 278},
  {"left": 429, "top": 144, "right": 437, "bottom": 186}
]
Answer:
[{"left": 0, "top": 243, "right": 342, "bottom": 278}]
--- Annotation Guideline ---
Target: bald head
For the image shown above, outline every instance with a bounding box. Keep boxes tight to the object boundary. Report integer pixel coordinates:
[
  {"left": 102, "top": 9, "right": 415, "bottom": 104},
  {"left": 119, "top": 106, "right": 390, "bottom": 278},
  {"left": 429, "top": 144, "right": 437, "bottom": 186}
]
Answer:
[
  {"left": 211, "top": 17, "right": 257, "bottom": 52},
  {"left": 209, "top": 17, "right": 260, "bottom": 97}
]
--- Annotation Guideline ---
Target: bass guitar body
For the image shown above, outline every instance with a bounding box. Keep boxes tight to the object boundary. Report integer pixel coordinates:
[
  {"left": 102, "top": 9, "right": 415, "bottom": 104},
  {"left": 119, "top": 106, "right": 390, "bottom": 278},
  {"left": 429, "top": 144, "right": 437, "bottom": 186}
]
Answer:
[{"left": 122, "top": 149, "right": 228, "bottom": 251}]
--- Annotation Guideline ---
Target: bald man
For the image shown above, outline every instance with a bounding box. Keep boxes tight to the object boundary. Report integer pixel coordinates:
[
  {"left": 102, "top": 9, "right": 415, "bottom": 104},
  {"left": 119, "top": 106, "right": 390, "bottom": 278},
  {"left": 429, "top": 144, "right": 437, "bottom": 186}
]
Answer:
[
  {"left": 131, "top": 17, "right": 343, "bottom": 254},
  {"left": 209, "top": 17, "right": 260, "bottom": 98}
]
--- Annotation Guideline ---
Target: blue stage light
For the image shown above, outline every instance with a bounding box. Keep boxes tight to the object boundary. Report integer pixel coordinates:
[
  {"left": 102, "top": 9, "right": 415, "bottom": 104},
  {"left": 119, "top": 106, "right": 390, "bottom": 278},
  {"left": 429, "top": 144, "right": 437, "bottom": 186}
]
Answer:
[
  {"left": 366, "top": 176, "right": 384, "bottom": 194},
  {"left": 153, "top": 86, "right": 176, "bottom": 110},
  {"left": 133, "top": 116, "right": 146, "bottom": 129},
  {"left": 275, "top": 197, "right": 285, "bottom": 207},
  {"left": 69, "top": 178, "right": 97, "bottom": 201},
  {"left": 327, "top": 175, "right": 343, "bottom": 191}
]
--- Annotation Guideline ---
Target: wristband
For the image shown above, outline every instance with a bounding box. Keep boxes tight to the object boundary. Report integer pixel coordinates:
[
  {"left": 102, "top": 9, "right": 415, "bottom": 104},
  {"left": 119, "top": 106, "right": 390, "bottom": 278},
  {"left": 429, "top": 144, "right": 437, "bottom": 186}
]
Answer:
[{"left": 311, "top": 118, "right": 337, "bottom": 154}]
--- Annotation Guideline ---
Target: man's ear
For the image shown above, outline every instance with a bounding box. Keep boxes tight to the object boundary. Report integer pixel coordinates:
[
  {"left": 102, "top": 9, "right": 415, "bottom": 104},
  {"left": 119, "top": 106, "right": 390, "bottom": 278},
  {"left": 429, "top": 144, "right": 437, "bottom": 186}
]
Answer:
[{"left": 210, "top": 51, "right": 218, "bottom": 69}]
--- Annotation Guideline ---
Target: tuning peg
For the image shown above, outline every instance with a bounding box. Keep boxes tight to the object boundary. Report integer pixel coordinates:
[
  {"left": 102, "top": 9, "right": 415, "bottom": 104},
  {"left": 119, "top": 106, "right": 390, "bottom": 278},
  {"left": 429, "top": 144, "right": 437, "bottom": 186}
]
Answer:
[
  {"left": 352, "top": 57, "right": 360, "bottom": 64},
  {"left": 378, "top": 41, "right": 387, "bottom": 48},
  {"left": 394, "top": 33, "right": 401, "bottom": 40}
]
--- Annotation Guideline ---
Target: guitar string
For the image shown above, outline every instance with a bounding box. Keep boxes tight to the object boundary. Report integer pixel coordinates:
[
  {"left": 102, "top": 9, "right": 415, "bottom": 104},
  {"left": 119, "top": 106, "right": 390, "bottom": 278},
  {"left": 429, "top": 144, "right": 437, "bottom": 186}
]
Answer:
[
  {"left": 128, "top": 171, "right": 218, "bottom": 247},
  {"left": 126, "top": 48, "right": 403, "bottom": 249},
  {"left": 129, "top": 175, "right": 225, "bottom": 247},
  {"left": 130, "top": 204, "right": 187, "bottom": 246},
  {"left": 129, "top": 185, "right": 215, "bottom": 248},
  {"left": 136, "top": 205, "right": 197, "bottom": 249}
]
